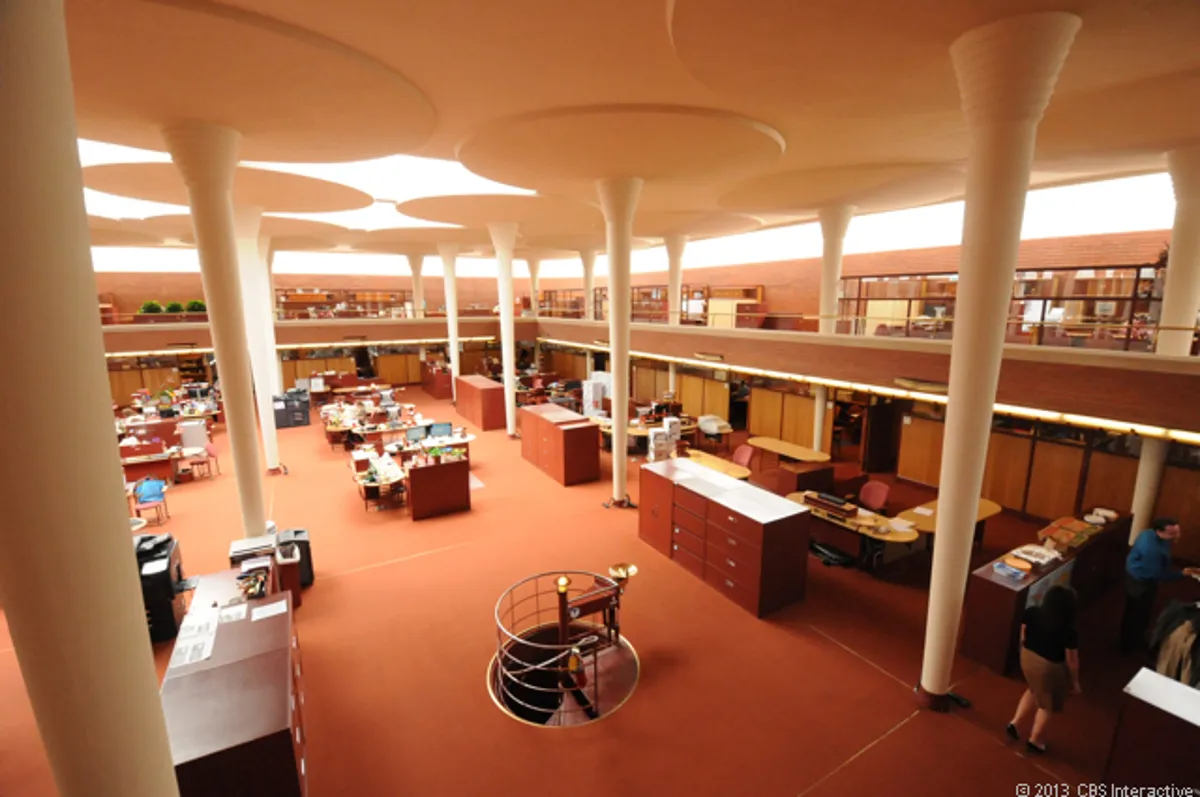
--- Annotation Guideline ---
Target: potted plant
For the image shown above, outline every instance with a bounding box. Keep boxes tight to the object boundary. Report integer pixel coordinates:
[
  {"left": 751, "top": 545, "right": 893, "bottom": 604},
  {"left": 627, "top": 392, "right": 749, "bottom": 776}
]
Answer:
[
  {"left": 165, "top": 301, "right": 185, "bottom": 313},
  {"left": 135, "top": 300, "right": 165, "bottom": 323},
  {"left": 186, "top": 299, "right": 206, "bottom": 312}
]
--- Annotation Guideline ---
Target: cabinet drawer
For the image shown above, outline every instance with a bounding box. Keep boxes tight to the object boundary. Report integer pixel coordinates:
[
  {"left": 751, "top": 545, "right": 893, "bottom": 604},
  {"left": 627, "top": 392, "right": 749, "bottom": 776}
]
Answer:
[
  {"left": 671, "top": 525, "right": 705, "bottom": 558},
  {"left": 705, "top": 519, "right": 761, "bottom": 555},
  {"left": 674, "top": 484, "right": 707, "bottom": 518},
  {"left": 706, "top": 501, "right": 763, "bottom": 546},
  {"left": 672, "top": 504, "right": 705, "bottom": 537},
  {"left": 704, "top": 532, "right": 762, "bottom": 588},
  {"left": 703, "top": 562, "right": 760, "bottom": 615},
  {"left": 671, "top": 542, "right": 705, "bottom": 580}
]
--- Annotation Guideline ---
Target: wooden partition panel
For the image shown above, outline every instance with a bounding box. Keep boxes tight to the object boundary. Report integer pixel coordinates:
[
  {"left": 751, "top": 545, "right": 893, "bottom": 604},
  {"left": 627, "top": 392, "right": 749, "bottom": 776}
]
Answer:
[
  {"left": 294, "top": 359, "right": 327, "bottom": 380},
  {"left": 374, "top": 354, "right": 409, "bottom": 385},
  {"left": 703, "top": 379, "right": 730, "bottom": 421},
  {"left": 1156, "top": 466, "right": 1200, "bottom": 563},
  {"left": 327, "top": 356, "right": 356, "bottom": 373},
  {"left": 982, "top": 432, "right": 1033, "bottom": 511},
  {"left": 405, "top": 353, "right": 423, "bottom": 384},
  {"left": 460, "top": 349, "right": 484, "bottom": 376},
  {"left": 679, "top": 374, "right": 705, "bottom": 418},
  {"left": 748, "top": 387, "right": 783, "bottom": 438},
  {"left": 780, "top": 394, "right": 816, "bottom": 448},
  {"left": 109, "top": 369, "right": 145, "bottom": 405},
  {"left": 1082, "top": 451, "right": 1139, "bottom": 515},
  {"left": 633, "top": 366, "right": 657, "bottom": 402},
  {"left": 655, "top": 368, "right": 670, "bottom": 398},
  {"left": 281, "top": 360, "right": 298, "bottom": 390},
  {"left": 1025, "top": 441, "right": 1085, "bottom": 520},
  {"left": 897, "top": 415, "right": 944, "bottom": 487}
]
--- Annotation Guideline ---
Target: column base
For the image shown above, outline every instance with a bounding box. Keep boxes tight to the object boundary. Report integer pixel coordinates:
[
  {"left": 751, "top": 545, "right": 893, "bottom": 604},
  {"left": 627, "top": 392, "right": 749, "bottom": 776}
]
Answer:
[
  {"left": 915, "top": 684, "right": 972, "bottom": 712},
  {"left": 267, "top": 466, "right": 287, "bottom": 476},
  {"left": 603, "top": 496, "right": 637, "bottom": 510}
]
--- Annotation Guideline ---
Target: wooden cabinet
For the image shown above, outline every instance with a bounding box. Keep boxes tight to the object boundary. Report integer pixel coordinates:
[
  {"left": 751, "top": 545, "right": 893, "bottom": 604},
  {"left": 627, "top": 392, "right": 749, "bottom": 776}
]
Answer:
[
  {"left": 455, "top": 375, "right": 507, "bottom": 431},
  {"left": 421, "top": 361, "right": 454, "bottom": 400},
  {"left": 161, "top": 574, "right": 306, "bottom": 797},
  {"left": 519, "top": 405, "right": 600, "bottom": 486},
  {"left": 897, "top": 415, "right": 944, "bottom": 487},
  {"left": 639, "top": 459, "right": 810, "bottom": 617},
  {"left": 408, "top": 459, "right": 471, "bottom": 520}
]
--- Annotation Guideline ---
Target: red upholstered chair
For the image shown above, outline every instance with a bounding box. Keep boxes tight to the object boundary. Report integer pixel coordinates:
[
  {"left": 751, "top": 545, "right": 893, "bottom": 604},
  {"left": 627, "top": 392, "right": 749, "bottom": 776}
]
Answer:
[
  {"left": 731, "top": 444, "right": 755, "bottom": 469},
  {"left": 857, "top": 480, "right": 891, "bottom": 514}
]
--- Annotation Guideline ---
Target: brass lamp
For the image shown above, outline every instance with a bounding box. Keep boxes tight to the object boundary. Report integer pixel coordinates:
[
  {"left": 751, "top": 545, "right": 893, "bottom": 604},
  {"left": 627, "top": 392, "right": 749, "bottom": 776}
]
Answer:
[
  {"left": 609, "top": 562, "right": 638, "bottom": 584},
  {"left": 556, "top": 575, "right": 572, "bottom": 594}
]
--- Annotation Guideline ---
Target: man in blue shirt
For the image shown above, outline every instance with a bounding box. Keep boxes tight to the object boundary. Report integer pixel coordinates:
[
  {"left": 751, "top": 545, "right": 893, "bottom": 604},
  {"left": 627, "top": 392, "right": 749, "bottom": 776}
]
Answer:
[{"left": 1120, "top": 518, "right": 1199, "bottom": 652}]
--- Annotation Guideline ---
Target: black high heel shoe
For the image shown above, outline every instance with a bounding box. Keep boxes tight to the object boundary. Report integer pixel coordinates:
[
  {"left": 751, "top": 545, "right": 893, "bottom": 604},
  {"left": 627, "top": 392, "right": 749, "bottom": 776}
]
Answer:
[
  {"left": 1026, "top": 740, "right": 1047, "bottom": 754},
  {"left": 1005, "top": 723, "right": 1019, "bottom": 741}
]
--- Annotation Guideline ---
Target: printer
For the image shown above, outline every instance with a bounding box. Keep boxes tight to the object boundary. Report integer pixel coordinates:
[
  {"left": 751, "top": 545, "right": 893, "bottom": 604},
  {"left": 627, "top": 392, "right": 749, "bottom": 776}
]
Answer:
[{"left": 133, "top": 534, "right": 186, "bottom": 642}]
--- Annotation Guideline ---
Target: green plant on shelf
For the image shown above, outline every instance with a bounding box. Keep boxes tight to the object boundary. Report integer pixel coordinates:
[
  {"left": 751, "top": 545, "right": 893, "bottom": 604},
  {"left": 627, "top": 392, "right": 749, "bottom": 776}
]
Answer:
[
  {"left": 140, "top": 300, "right": 163, "bottom": 314},
  {"left": 164, "top": 301, "right": 185, "bottom": 313},
  {"left": 186, "top": 300, "right": 206, "bottom": 312}
]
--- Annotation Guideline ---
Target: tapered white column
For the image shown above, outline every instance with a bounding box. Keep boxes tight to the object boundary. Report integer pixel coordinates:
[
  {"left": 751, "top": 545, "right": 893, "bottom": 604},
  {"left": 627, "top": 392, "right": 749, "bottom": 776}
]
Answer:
[
  {"left": 1130, "top": 147, "right": 1200, "bottom": 536},
  {"left": 580, "top": 248, "right": 597, "bottom": 320},
  {"left": 0, "top": 3, "right": 179, "bottom": 795},
  {"left": 920, "top": 13, "right": 1079, "bottom": 707},
  {"left": 668, "top": 362, "right": 677, "bottom": 394},
  {"left": 406, "top": 252, "right": 427, "bottom": 361},
  {"left": 164, "top": 121, "right": 268, "bottom": 539},
  {"left": 235, "top": 207, "right": 280, "bottom": 473},
  {"left": 665, "top": 234, "right": 686, "bottom": 325},
  {"left": 439, "top": 243, "right": 462, "bottom": 401},
  {"left": 406, "top": 253, "right": 426, "bottom": 319},
  {"left": 813, "top": 205, "right": 854, "bottom": 450},
  {"left": 1155, "top": 147, "right": 1200, "bottom": 357},
  {"left": 257, "top": 236, "right": 283, "bottom": 395},
  {"left": 818, "top": 205, "right": 854, "bottom": 335},
  {"left": 527, "top": 256, "right": 541, "bottom": 318},
  {"left": 597, "top": 177, "right": 644, "bottom": 505},
  {"left": 488, "top": 223, "right": 520, "bottom": 435}
]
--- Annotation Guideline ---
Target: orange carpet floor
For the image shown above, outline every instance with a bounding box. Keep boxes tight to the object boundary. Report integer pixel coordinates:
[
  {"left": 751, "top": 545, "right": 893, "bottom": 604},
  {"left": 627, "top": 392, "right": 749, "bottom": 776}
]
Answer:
[{"left": 0, "top": 389, "right": 1154, "bottom": 796}]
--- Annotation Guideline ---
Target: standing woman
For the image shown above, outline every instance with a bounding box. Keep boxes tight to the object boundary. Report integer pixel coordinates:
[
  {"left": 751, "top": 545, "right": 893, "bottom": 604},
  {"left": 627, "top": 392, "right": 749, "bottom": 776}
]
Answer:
[{"left": 1006, "top": 585, "right": 1081, "bottom": 754}]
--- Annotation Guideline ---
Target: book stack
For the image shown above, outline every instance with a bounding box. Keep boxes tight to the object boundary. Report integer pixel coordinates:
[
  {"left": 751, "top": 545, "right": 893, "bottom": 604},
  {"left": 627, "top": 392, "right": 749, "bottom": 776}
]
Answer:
[{"left": 1037, "top": 516, "right": 1102, "bottom": 549}]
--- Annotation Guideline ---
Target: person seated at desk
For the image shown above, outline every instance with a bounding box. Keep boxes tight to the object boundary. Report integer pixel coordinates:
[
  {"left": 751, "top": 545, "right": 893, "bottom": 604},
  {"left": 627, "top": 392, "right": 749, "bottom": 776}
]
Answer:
[
  {"left": 516, "top": 348, "right": 532, "bottom": 371},
  {"left": 1120, "top": 518, "right": 1200, "bottom": 652}
]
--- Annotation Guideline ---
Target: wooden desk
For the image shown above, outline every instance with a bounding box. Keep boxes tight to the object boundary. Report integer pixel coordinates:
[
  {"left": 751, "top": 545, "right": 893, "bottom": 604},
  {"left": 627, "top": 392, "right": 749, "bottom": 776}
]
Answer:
[
  {"left": 639, "top": 459, "right": 810, "bottom": 617},
  {"left": 161, "top": 572, "right": 306, "bottom": 797},
  {"left": 122, "top": 453, "right": 177, "bottom": 484},
  {"left": 896, "top": 497, "right": 1003, "bottom": 549},
  {"left": 408, "top": 458, "right": 471, "bottom": 520},
  {"left": 455, "top": 375, "right": 507, "bottom": 431},
  {"left": 746, "top": 436, "right": 831, "bottom": 466},
  {"left": 1104, "top": 668, "right": 1200, "bottom": 787},
  {"left": 684, "top": 450, "right": 750, "bottom": 480},
  {"left": 519, "top": 405, "right": 600, "bottom": 486},
  {"left": 959, "top": 514, "right": 1130, "bottom": 674}
]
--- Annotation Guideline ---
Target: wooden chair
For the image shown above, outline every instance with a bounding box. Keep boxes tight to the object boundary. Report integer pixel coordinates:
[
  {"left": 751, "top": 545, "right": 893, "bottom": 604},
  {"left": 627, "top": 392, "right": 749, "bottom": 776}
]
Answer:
[{"left": 189, "top": 443, "right": 220, "bottom": 478}]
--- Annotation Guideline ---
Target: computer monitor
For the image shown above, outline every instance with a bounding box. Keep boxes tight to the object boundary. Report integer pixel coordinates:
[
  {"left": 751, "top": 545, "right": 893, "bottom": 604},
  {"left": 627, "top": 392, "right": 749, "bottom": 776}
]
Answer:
[
  {"left": 405, "top": 425, "right": 428, "bottom": 443},
  {"left": 430, "top": 422, "right": 452, "bottom": 438},
  {"left": 564, "top": 380, "right": 582, "bottom": 390}
]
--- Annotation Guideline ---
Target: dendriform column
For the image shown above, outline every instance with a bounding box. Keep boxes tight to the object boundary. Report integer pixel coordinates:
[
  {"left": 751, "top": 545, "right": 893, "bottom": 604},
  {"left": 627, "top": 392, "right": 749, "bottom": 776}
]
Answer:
[
  {"left": 0, "top": 3, "right": 180, "bottom": 794},
  {"left": 527, "top": 256, "right": 541, "bottom": 318},
  {"left": 665, "top": 233, "right": 687, "bottom": 394},
  {"left": 487, "top": 222, "right": 520, "bottom": 435},
  {"left": 812, "top": 205, "right": 854, "bottom": 452},
  {"left": 580, "top": 248, "right": 597, "bottom": 321},
  {"left": 257, "top": 235, "right": 283, "bottom": 395},
  {"left": 164, "top": 121, "right": 268, "bottom": 539},
  {"left": 406, "top": 252, "right": 427, "bottom": 361},
  {"left": 234, "top": 207, "right": 280, "bottom": 473},
  {"left": 597, "top": 177, "right": 644, "bottom": 506},
  {"left": 919, "top": 12, "right": 1080, "bottom": 709},
  {"left": 1130, "top": 146, "right": 1200, "bottom": 537},
  {"left": 439, "top": 243, "right": 462, "bottom": 400}
]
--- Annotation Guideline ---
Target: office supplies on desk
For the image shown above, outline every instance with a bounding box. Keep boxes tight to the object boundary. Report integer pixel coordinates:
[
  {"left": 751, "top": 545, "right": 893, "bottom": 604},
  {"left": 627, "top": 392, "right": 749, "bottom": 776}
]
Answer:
[{"left": 430, "top": 422, "right": 452, "bottom": 438}]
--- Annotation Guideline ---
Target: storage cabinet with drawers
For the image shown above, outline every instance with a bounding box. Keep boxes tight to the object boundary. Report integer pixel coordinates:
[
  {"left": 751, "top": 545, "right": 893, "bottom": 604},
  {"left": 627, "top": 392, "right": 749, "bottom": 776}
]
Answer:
[
  {"left": 639, "top": 459, "right": 810, "bottom": 617},
  {"left": 519, "top": 404, "right": 600, "bottom": 486}
]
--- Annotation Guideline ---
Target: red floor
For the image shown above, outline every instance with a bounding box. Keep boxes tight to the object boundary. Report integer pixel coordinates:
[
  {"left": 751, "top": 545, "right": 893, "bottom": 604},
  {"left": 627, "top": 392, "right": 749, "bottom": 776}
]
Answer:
[{"left": 0, "top": 389, "right": 1150, "bottom": 796}]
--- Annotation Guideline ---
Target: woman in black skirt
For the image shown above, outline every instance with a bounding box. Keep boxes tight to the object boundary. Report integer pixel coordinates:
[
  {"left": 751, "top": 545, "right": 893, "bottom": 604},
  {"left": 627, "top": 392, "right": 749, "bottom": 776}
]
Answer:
[{"left": 1006, "top": 585, "right": 1081, "bottom": 754}]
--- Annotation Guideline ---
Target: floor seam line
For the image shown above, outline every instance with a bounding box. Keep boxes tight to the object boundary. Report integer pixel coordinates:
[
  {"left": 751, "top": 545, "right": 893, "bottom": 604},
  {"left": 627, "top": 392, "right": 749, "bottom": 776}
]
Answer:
[
  {"left": 805, "top": 622, "right": 911, "bottom": 689},
  {"left": 323, "top": 541, "right": 473, "bottom": 580},
  {"left": 796, "top": 709, "right": 920, "bottom": 797}
]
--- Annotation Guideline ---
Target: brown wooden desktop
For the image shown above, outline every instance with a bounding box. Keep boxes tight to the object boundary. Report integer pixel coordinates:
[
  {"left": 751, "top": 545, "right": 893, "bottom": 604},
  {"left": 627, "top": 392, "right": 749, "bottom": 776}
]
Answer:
[
  {"left": 161, "top": 571, "right": 306, "bottom": 797},
  {"left": 455, "top": 375, "right": 507, "bottom": 431},
  {"left": 639, "top": 459, "right": 810, "bottom": 617},
  {"left": 959, "top": 514, "right": 1130, "bottom": 675},
  {"left": 519, "top": 404, "right": 600, "bottom": 486}
]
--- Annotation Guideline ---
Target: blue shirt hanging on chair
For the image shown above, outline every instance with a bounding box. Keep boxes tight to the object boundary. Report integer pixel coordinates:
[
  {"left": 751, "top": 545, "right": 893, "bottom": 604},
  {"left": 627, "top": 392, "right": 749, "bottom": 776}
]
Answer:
[{"left": 135, "top": 478, "right": 167, "bottom": 504}]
